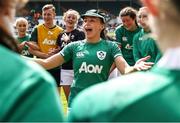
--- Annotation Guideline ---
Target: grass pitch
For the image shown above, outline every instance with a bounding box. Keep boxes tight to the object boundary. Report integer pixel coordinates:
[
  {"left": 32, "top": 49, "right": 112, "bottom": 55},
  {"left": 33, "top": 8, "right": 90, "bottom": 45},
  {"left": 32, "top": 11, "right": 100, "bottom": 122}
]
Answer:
[{"left": 60, "top": 87, "right": 68, "bottom": 115}]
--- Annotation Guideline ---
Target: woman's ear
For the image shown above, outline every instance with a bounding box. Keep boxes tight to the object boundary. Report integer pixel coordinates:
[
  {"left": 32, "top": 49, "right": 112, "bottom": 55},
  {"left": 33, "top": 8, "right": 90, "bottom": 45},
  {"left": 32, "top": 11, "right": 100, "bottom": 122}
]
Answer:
[
  {"left": 141, "top": 0, "right": 159, "bottom": 17},
  {"left": 101, "top": 25, "right": 105, "bottom": 29}
]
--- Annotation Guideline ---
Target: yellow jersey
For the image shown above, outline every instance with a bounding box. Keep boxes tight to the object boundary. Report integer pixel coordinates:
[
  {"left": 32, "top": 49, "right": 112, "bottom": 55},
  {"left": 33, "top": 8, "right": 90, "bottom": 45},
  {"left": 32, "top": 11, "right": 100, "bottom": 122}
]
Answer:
[{"left": 37, "top": 24, "right": 63, "bottom": 53}]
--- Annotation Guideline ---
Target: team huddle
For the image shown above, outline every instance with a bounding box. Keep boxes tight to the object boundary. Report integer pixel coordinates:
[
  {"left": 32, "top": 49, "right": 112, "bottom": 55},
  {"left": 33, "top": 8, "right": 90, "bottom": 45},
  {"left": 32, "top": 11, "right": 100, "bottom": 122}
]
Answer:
[{"left": 1, "top": 0, "right": 180, "bottom": 122}]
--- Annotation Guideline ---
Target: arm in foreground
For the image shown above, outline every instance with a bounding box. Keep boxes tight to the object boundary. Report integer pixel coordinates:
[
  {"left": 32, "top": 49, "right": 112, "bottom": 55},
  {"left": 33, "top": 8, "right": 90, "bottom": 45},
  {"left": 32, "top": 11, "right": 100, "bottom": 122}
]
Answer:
[{"left": 115, "top": 55, "right": 154, "bottom": 74}]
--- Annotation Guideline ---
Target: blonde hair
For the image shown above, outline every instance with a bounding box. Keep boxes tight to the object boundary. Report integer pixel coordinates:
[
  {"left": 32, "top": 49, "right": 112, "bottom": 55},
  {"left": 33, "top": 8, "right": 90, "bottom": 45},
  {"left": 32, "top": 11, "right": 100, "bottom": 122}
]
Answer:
[
  {"left": 15, "top": 17, "right": 28, "bottom": 27},
  {"left": 63, "top": 9, "right": 80, "bottom": 23},
  {"left": 42, "top": 4, "right": 55, "bottom": 12}
]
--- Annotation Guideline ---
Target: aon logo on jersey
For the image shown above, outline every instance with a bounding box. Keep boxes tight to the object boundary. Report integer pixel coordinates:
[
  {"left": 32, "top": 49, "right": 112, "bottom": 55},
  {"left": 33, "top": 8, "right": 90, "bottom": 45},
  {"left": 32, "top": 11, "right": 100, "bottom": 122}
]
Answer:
[
  {"left": 43, "top": 38, "right": 56, "bottom": 45},
  {"left": 79, "top": 62, "right": 103, "bottom": 74}
]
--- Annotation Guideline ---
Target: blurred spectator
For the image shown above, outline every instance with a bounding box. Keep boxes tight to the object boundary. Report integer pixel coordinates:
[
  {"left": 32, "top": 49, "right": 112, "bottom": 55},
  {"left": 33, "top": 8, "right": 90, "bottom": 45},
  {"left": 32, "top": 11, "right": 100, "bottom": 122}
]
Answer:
[
  {"left": 26, "top": 4, "right": 63, "bottom": 92},
  {"left": 57, "top": 9, "right": 85, "bottom": 101},
  {"left": 115, "top": 7, "right": 141, "bottom": 66},
  {"left": 15, "top": 17, "right": 33, "bottom": 57},
  {"left": 133, "top": 7, "right": 162, "bottom": 64}
]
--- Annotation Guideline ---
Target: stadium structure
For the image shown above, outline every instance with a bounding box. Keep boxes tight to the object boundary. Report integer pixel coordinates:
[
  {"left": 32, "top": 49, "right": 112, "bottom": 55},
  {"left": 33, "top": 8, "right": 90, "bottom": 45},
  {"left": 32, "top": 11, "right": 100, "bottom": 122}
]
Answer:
[
  {"left": 16, "top": 0, "right": 141, "bottom": 34},
  {"left": 27, "top": 0, "right": 141, "bottom": 16}
]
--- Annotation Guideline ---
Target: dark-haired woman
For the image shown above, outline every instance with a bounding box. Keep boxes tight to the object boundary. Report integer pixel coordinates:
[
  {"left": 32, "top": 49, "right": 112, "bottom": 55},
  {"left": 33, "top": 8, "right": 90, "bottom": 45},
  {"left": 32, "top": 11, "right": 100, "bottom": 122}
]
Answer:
[{"left": 115, "top": 7, "right": 141, "bottom": 66}]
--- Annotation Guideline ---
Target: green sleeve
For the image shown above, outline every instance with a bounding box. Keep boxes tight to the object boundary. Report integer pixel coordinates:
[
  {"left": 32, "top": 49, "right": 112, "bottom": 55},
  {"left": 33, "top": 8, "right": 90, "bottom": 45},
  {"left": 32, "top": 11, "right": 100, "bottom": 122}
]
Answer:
[
  {"left": 133, "top": 33, "right": 141, "bottom": 62},
  {"left": 30, "top": 27, "right": 38, "bottom": 43},
  {"left": 111, "top": 42, "right": 122, "bottom": 59},
  {"left": 115, "top": 26, "right": 123, "bottom": 45},
  {"left": 60, "top": 42, "right": 74, "bottom": 63}
]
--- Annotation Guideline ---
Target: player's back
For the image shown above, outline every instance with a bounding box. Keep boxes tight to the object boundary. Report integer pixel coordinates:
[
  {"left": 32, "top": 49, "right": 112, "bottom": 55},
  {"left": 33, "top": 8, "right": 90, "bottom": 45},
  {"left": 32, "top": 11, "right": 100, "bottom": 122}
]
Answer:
[
  {"left": 0, "top": 45, "right": 64, "bottom": 122},
  {"left": 69, "top": 66, "right": 180, "bottom": 122}
]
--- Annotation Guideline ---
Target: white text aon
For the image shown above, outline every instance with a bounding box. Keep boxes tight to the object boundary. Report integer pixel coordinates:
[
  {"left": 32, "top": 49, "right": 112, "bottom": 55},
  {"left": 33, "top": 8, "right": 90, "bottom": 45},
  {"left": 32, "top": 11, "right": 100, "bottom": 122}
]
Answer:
[
  {"left": 43, "top": 39, "right": 56, "bottom": 45},
  {"left": 79, "top": 62, "right": 103, "bottom": 74}
]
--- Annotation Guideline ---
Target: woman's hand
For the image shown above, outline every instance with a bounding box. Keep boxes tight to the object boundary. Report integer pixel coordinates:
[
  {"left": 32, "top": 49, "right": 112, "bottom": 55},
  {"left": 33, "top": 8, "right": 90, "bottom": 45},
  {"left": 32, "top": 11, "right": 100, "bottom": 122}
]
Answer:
[
  {"left": 134, "top": 56, "right": 154, "bottom": 71},
  {"left": 62, "top": 33, "right": 70, "bottom": 43},
  {"left": 18, "top": 41, "right": 26, "bottom": 51},
  {"left": 25, "top": 41, "right": 40, "bottom": 50}
]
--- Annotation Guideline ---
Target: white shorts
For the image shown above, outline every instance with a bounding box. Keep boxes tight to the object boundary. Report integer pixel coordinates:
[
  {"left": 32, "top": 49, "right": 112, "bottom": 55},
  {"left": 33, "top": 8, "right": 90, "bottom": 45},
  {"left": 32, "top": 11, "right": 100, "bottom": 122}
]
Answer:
[{"left": 60, "top": 69, "right": 74, "bottom": 86}]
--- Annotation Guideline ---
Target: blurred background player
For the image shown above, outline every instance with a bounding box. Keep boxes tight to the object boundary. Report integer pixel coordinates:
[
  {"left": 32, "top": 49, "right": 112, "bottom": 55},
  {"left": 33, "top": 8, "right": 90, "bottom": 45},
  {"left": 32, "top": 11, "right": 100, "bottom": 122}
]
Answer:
[
  {"left": 109, "top": 7, "right": 141, "bottom": 79},
  {"left": 26, "top": 4, "right": 63, "bottom": 92},
  {"left": 115, "top": 7, "right": 141, "bottom": 66},
  {"left": 15, "top": 17, "right": 32, "bottom": 57},
  {"left": 133, "top": 7, "right": 161, "bottom": 64}
]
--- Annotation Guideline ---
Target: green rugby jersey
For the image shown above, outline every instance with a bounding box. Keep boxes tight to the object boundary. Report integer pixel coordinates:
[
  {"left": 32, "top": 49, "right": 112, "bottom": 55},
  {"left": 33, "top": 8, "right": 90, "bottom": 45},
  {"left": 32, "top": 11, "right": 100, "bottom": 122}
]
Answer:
[
  {"left": 133, "top": 29, "right": 161, "bottom": 63},
  {"left": 60, "top": 39, "right": 122, "bottom": 106},
  {"left": 0, "top": 45, "right": 64, "bottom": 122},
  {"left": 69, "top": 66, "right": 180, "bottom": 122},
  {"left": 115, "top": 25, "right": 141, "bottom": 66},
  {"left": 17, "top": 34, "right": 33, "bottom": 57}
]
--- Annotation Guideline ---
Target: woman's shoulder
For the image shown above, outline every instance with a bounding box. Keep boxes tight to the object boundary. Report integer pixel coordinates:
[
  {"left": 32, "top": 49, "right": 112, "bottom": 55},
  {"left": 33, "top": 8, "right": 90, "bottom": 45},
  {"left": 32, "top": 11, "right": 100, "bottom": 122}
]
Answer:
[
  {"left": 115, "top": 24, "right": 124, "bottom": 31},
  {"left": 68, "top": 39, "right": 86, "bottom": 46},
  {"left": 55, "top": 25, "right": 64, "bottom": 31},
  {"left": 102, "top": 39, "right": 118, "bottom": 45}
]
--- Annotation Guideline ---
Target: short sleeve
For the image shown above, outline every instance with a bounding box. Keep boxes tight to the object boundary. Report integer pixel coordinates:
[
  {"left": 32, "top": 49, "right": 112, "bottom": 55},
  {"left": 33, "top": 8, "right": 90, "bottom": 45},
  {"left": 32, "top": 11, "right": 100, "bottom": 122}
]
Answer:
[
  {"left": 110, "top": 42, "right": 122, "bottom": 59},
  {"left": 115, "top": 25, "right": 123, "bottom": 44},
  {"left": 59, "top": 42, "right": 74, "bottom": 63}
]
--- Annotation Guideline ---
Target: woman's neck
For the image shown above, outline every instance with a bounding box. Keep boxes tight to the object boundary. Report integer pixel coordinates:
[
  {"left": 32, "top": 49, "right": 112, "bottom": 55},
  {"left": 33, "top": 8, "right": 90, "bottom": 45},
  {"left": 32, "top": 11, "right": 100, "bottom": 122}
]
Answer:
[
  {"left": 65, "top": 26, "right": 74, "bottom": 32},
  {"left": 86, "top": 37, "right": 101, "bottom": 43},
  {"left": 18, "top": 33, "right": 26, "bottom": 38},
  {"left": 129, "top": 24, "right": 138, "bottom": 31}
]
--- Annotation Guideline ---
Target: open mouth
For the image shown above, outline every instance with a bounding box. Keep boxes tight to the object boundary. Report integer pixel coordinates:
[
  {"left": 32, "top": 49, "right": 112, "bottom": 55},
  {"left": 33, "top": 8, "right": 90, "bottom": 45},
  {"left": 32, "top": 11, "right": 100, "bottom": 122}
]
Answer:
[
  {"left": 67, "top": 21, "right": 73, "bottom": 25},
  {"left": 19, "top": 30, "right": 26, "bottom": 33},
  {"left": 85, "top": 28, "right": 93, "bottom": 33}
]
